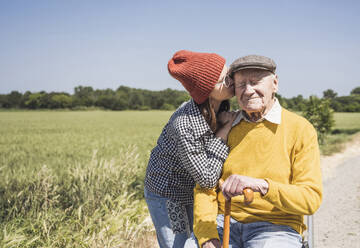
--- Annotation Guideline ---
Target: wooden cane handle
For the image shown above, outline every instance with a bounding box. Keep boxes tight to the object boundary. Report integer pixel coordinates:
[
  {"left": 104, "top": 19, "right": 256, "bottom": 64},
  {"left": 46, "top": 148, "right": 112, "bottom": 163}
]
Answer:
[
  {"left": 218, "top": 179, "right": 254, "bottom": 204},
  {"left": 243, "top": 188, "right": 254, "bottom": 205}
]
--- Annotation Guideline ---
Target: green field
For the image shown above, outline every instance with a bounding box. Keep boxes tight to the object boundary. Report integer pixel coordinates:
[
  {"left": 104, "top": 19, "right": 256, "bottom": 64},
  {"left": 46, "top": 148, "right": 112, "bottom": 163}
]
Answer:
[
  {"left": 0, "top": 111, "right": 172, "bottom": 248},
  {"left": 321, "top": 112, "right": 360, "bottom": 155},
  {"left": 1, "top": 111, "right": 360, "bottom": 247},
  {"left": 333, "top": 112, "right": 360, "bottom": 131}
]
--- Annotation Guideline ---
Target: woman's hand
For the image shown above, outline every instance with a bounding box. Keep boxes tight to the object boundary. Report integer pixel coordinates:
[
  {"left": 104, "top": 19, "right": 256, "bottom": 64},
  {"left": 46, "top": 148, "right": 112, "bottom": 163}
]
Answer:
[
  {"left": 215, "top": 111, "right": 239, "bottom": 143},
  {"left": 221, "top": 174, "right": 269, "bottom": 200},
  {"left": 202, "top": 238, "right": 221, "bottom": 248},
  {"left": 217, "top": 111, "right": 238, "bottom": 126}
]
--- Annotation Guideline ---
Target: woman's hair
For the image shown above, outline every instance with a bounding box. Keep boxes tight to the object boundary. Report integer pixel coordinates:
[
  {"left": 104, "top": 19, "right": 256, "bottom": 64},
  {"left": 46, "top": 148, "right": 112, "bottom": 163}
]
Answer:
[{"left": 197, "top": 99, "right": 230, "bottom": 132}]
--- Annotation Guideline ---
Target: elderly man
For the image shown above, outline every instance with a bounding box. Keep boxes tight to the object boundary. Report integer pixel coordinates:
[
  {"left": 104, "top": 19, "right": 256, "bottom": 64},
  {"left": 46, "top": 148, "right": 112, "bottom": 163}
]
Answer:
[{"left": 192, "top": 55, "right": 323, "bottom": 248}]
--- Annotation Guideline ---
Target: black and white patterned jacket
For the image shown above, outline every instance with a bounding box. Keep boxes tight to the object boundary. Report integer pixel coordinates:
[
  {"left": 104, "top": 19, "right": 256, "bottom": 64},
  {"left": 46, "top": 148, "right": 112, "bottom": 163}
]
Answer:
[{"left": 145, "top": 99, "right": 229, "bottom": 205}]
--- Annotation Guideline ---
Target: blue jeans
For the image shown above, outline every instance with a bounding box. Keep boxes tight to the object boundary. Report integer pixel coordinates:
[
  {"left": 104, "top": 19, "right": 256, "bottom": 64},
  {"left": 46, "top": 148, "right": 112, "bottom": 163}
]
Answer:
[
  {"left": 185, "top": 214, "right": 302, "bottom": 248},
  {"left": 144, "top": 188, "right": 193, "bottom": 248}
]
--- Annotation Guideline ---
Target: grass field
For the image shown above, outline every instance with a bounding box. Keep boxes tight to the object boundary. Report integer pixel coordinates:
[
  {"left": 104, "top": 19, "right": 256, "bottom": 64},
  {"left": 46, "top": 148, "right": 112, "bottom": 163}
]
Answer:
[
  {"left": 0, "top": 111, "right": 359, "bottom": 247},
  {"left": 0, "top": 111, "right": 171, "bottom": 248},
  {"left": 321, "top": 112, "right": 360, "bottom": 155},
  {"left": 333, "top": 112, "right": 360, "bottom": 130}
]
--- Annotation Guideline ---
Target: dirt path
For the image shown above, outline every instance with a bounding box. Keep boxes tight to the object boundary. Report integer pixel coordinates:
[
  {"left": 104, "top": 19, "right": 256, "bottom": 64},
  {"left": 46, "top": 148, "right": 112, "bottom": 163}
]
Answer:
[{"left": 315, "top": 134, "right": 360, "bottom": 248}]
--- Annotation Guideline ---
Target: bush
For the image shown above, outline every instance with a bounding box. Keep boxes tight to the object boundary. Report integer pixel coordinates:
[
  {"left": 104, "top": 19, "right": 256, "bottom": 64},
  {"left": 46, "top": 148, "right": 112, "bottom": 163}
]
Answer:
[
  {"left": 50, "top": 94, "right": 73, "bottom": 109},
  {"left": 160, "top": 103, "right": 175, "bottom": 110},
  {"left": 302, "top": 96, "right": 335, "bottom": 144},
  {"left": 350, "top": 86, "right": 360, "bottom": 95}
]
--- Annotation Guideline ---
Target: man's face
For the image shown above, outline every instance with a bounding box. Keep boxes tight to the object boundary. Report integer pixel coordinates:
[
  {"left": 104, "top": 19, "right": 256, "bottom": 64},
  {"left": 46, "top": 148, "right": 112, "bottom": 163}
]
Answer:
[{"left": 233, "top": 69, "right": 278, "bottom": 114}]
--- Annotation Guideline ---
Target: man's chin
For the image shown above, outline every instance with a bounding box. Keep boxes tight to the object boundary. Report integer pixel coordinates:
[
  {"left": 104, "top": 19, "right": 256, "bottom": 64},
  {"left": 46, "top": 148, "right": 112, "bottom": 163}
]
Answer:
[{"left": 241, "top": 105, "right": 263, "bottom": 113}]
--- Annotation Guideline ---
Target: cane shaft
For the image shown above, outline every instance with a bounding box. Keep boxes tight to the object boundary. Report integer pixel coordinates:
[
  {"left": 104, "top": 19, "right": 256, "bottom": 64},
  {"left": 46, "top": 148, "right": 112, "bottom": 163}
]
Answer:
[{"left": 223, "top": 198, "right": 231, "bottom": 248}]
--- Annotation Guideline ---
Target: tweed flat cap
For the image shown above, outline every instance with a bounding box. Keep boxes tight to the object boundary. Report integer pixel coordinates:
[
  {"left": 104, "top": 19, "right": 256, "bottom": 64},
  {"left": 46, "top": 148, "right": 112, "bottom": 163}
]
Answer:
[{"left": 229, "top": 55, "right": 276, "bottom": 78}]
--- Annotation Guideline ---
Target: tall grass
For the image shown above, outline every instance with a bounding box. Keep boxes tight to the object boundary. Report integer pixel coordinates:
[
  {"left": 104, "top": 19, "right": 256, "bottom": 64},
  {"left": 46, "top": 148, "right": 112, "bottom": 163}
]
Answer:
[
  {"left": 0, "top": 146, "right": 155, "bottom": 247},
  {"left": 0, "top": 111, "right": 171, "bottom": 247}
]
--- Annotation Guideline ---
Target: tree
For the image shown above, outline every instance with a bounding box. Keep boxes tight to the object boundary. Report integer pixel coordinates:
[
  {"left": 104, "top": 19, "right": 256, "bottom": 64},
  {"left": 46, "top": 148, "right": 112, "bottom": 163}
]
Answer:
[
  {"left": 112, "top": 91, "right": 129, "bottom": 110},
  {"left": 112, "top": 97, "right": 128, "bottom": 110},
  {"left": 96, "top": 95, "right": 116, "bottom": 109},
  {"left": 0, "top": 94, "right": 11, "bottom": 108},
  {"left": 7, "top": 91, "right": 23, "bottom": 108},
  {"left": 74, "top": 86, "right": 94, "bottom": 106},
  {"left": 350, "top": 86, "right": 360, "bottom": 95},
  {"left": 20, "top": 91, "right": 32, "bottom": 108},
  {"left": 116, "top": 85, "right": 131, "bottom": 94},
  {"left": 286, "top": 94, "right": 306, "bottom": 111},
  {"left": 275, "top": 93, "right": 288, "bottom": 109},
  {"left": 323, "top": 89, "right": 337, "bottom": 99},
  {"left": 128, "top": 91, "right": 144, "bottom": 109},
  {"left": 174, "top": 92, "right": 190, "bottom": 108},
  {"left": 25, "top": 93, "right": 43, "bottom": 109},
  {"left": 50, "top": 94, "right": 72, "bottom": 108},
  {"left": 161, "top": 103, "right": 175, "bottom": 110},
  {"left": 302, "top": 96, "right": 335, "bottom": 144}
]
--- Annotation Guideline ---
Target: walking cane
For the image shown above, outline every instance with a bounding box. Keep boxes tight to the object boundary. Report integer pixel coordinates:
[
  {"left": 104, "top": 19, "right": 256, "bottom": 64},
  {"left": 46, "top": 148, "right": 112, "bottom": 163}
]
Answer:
[{"left": 218, "top": 179, "right": 254, "bottom": 248}]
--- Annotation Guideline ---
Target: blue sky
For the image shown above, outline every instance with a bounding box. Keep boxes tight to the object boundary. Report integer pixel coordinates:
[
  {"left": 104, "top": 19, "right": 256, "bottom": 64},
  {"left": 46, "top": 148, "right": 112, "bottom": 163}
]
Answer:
[{"left": 1, "top": 0, "right": 359, "bottom": 97}]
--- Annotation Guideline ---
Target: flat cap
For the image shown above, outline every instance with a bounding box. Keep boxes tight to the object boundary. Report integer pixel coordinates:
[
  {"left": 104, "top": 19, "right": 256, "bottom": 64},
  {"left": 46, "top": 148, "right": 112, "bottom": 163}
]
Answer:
[{"left": 229, "top": 55, "right": 276, "bottom": 78}]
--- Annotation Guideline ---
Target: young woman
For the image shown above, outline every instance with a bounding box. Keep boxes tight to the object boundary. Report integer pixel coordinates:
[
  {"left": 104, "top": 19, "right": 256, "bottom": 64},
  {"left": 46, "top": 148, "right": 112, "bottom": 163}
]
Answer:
[{"left": 144, "top": 50, "right": 237, "bottom": 248}]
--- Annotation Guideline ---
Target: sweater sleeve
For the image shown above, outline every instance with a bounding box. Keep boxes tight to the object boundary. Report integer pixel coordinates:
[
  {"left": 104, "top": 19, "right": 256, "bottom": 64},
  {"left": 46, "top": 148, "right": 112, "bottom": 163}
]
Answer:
[
  {"left": 178, "top": 131, "right": 229, "bottom": 188},
  {"left": 193, "top": 183, "right": 220, "bottom": 247},
  {"left": 263, "top": 123, "right": 323, "bottom": 215}
]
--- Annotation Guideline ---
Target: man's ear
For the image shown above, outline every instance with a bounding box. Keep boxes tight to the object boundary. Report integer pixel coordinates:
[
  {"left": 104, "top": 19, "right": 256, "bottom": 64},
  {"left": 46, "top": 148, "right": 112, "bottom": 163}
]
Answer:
[{"left": 273, "top": 74, "right": 279, "bottom": 93}]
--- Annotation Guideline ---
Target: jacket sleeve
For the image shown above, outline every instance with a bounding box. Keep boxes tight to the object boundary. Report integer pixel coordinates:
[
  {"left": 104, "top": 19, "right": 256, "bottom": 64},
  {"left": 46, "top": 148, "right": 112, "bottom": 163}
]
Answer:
[
  {"left": 193, "top": 183, "right": 220, "bottom": 247},
  {"left": 177, "top": 130, "right": 229, "bottom": 188},
  {"left": 263, "top": 122, "right": 323, "bottom": 215}
]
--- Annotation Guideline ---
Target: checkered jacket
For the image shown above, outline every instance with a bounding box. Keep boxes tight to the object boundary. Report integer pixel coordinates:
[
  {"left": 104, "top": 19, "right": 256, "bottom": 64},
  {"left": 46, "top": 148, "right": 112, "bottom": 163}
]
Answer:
[{"left": 145, "top": 99, "right": 229, "bottom": 205}]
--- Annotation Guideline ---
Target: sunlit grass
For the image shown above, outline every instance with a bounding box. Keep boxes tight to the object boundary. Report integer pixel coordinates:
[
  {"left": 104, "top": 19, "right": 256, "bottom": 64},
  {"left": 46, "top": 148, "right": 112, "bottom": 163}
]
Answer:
[
  {"left": 0, "top": 111, "right": 172, "bottom": 247},
  {"left": 320, "top": 112, "right": 360, "bottom": 155}
]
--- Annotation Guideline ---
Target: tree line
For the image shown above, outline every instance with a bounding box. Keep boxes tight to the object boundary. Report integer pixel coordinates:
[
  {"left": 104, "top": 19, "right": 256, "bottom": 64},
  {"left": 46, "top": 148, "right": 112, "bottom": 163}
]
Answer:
[
  {"left": 1, "top": 85, "right": 360, "bottom": 112},
  {"left": 276, "top": 87, "right": 360, "bottom": 112},
  {"left": 0, "top": 86, "right": 190, "bottom": 111}
]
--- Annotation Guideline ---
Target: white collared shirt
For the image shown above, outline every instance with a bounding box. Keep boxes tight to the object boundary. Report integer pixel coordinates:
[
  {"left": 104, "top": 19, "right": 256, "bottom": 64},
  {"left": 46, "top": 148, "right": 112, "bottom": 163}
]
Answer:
[{"left": 232, "top": 98, "right": 282, "bottom": 127}]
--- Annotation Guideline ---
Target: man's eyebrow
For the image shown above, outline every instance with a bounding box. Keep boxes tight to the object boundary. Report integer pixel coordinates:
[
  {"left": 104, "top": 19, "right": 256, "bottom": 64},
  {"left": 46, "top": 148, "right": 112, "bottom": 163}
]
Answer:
[{"left": 236, "top": 76, "right": 262, "bottom": 82}]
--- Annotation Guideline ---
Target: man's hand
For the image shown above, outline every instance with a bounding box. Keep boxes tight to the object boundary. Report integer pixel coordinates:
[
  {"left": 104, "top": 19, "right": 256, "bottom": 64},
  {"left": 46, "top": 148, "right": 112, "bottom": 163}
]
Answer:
[
  {"left": 221, "top": 174, "right": 269, "bottom": 200},
  {"left": 202, "top": 238, "right": 221, "bottom": 248}
]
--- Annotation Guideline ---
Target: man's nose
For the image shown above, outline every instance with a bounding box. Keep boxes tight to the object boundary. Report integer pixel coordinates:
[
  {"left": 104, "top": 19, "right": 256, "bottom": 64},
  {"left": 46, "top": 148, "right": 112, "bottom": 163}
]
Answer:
[{"left": 243, "top": 83, "right": 255, "bottom": 94}]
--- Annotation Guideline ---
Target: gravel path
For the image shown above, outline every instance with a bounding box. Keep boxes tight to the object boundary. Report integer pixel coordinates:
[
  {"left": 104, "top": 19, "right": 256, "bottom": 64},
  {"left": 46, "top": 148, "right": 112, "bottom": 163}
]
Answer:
[{"left": 315, "top": 136, "right": 360, "bottom": 248}]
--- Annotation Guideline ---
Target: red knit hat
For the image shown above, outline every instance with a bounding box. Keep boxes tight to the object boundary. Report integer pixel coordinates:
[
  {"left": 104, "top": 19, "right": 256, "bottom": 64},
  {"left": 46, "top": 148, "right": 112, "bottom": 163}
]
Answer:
[{"left": 167, "top": 50, "right": 225, "bottom": 104}]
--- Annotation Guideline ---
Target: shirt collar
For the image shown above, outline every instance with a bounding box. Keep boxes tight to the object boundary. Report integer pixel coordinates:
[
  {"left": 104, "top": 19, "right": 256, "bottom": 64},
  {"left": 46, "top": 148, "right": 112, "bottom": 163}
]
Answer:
[{"left": 232, "top": 98, "right": 282, "bottom": 127}]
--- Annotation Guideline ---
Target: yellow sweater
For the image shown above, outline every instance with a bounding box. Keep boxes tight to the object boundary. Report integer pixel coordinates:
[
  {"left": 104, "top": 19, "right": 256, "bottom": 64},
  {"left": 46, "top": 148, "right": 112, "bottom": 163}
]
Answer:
[{"left": 193, "top": 109, "right": 323, "bottom": 247}]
